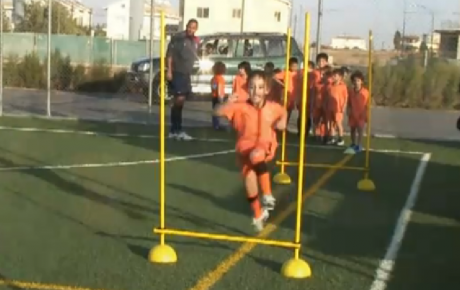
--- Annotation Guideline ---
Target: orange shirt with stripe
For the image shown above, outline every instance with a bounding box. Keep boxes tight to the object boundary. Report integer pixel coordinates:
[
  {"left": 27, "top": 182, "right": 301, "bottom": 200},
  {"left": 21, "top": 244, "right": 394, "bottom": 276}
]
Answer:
[
  {"left": 232, "top": 75, "right": 249, "bottom": 102},
  {"left": 325, "top": 81, "right": 348, "bottom": 113},
  {"left": 219, "top": 101, "right": 286, "bottom": 155},
  {"left": 274, "top": 70, "right": 301, "bottom": 107},
  {"left": 348, "top": 87, "right": 369, "bottom": 121},
  {"left": 211, "top": 74, "right": 225, "bottom": 98}
]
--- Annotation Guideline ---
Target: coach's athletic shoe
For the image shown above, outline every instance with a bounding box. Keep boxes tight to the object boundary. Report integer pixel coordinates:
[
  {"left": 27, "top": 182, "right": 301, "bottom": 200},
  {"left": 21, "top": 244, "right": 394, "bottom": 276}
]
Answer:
[
  {"left": 168, "top": 132, "right": 178, "bottom": 139},
  {"left": 252, "top": 209, "right": 269, "bottom": 232},
  {"left": 176, "top": 131, "right": 193, "bottom": 140},
  {"left": 262, "top": 194, "right": 276, "bottom": 211}
]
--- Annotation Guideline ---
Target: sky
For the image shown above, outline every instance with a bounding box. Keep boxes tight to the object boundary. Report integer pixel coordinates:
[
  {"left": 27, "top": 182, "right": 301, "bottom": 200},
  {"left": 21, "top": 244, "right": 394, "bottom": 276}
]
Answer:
[{"left": 82, "top": 0, "right": 460, "bottom": 49}]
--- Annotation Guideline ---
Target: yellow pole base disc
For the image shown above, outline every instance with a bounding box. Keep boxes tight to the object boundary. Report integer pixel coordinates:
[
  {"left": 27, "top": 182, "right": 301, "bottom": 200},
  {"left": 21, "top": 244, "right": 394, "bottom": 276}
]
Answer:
[
  {"left": 281, "top": 258, "right": 312, "bottom": 279},
  {"left": 273, "top": 172, "right": 292, "bottom": 184},
  {"left": 148, "top": 244, "right": 177, "bottom": 264},
  {"left": 357, "top": 178, "right": 376, "bottom": 191}
]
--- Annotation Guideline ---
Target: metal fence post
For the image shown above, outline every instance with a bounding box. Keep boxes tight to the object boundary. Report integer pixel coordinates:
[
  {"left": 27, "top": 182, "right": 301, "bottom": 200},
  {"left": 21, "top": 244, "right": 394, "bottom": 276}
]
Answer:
[
  {"left": 0, "top": 2, "right": 4, "bottom": 116},
  {"left": 46, "top": 0, "right": 52, "bottom": 117},
  {"left": 148, "top": 0, "right": 155, "bottom": 107}
]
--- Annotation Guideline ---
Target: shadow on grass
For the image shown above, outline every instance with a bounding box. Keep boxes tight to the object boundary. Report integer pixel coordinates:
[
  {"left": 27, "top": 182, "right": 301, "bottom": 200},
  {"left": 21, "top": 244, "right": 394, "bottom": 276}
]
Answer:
[{"left": 246, "top": 148, "right": 460, "bottom": 288}]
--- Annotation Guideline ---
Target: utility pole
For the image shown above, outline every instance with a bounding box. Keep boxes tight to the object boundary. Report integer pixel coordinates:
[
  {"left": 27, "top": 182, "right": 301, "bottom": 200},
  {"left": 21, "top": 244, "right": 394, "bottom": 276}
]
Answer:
[
  {"left": 315, "top": 0, "right": 323, "bottom": 57},
  {"left": 240, "top": 0, "right": 245, "bottom": 32},
  {"left": 401, "top": 0, "right": 407, "bottom": 54}
]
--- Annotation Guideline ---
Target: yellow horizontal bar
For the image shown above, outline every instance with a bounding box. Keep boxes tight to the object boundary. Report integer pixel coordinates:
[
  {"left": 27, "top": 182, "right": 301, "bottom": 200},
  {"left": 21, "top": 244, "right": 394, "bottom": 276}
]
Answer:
[
  {"left": 276, "top": 161, "right": 366, "bottom": 171},
  {"left": 154, "top": 228, "right": 300, "bottom": 249}
]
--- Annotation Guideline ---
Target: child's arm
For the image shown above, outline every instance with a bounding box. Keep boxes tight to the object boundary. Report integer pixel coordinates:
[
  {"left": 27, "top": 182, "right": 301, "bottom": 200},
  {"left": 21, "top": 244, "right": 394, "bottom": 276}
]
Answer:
[
  {"left": 342, "top": 87, "right": 348, "bottom": 113},
  {"left": 274, "top": 106, "right": 288, "bottom": 131}
]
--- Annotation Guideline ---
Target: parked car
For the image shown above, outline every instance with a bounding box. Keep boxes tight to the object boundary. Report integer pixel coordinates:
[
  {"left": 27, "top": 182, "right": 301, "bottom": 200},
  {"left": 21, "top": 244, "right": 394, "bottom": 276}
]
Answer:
[{"left": 127, "top": 32, "right": 303, "bottom": 103}]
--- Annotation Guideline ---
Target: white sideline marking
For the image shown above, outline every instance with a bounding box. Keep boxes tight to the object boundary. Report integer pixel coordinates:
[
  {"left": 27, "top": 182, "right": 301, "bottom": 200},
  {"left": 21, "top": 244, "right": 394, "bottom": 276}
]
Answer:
[
  {"left": 0, "top": 150, "right": 234, "bottom": 171},
  {"left": 369, "top": 153, "right": 431, "bottom": 290},
  {"left": 0, "top": 126, "right": 426, "bottom": 155}
]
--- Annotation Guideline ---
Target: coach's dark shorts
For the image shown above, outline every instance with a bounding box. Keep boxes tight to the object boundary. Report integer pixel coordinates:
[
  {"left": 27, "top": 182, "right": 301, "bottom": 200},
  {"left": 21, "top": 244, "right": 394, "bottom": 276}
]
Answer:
[{"left": 169, "top": 72, "right": 192, "bottom": 97}]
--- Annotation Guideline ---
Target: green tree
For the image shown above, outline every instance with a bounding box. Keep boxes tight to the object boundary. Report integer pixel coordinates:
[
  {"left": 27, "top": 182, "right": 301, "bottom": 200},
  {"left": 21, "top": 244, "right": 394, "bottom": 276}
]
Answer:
[
  {"left": 2, "top": 11, "right": 11, "bottom": 31},
  {"left": 92, "top": 24, "right": 106, "bottom": 37},
  {"left": 15, "top": 1, "right": 87, "bottom": 34},
  {"left": 393, "top": 30, "right": 402, "bottom": 50}
]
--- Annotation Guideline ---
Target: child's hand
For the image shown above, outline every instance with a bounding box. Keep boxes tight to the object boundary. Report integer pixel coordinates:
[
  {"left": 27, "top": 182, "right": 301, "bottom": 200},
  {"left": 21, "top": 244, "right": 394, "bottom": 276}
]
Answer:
[
  {"left": 274, "top": 118, "right": 287, "bottom": 131},
  {"left": 227, "top": 94, "right": 238, "bottom": 103}
]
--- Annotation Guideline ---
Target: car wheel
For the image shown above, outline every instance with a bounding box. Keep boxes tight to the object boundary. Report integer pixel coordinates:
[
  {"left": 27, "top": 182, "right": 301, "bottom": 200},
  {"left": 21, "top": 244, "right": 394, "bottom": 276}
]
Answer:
[
  {"left": 152, "top": 75, "right": 172, "bottom": 104},
  {"left": 143, "top": 75, "right": 172, "bottom": 104}
]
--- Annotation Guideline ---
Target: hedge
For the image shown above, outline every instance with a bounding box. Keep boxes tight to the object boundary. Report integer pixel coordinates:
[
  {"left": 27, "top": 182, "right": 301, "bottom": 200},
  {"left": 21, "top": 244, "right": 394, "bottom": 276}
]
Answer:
[
  {"left": 3, "top": 50, "right": 128, "bottom": 93},
  {"left": 2, "top": 50, "right": 460, "bottom": 110}
]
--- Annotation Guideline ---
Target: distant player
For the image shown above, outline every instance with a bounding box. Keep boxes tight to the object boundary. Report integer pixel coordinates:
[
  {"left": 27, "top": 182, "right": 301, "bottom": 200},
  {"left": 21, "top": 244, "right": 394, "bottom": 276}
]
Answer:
[
  {"left": 274, "top": 57, "right": 301, "bottom": 124},
  {"left": 210, "top": 61, "right": 226, "bottom": 130},
  {"left": 232, "top": 61, "right": 251, "bottom": 102},
  {"left": 214, "top": 70, "right": 288, "bottom": 232},
  {"left": 324, "top": 68, "right": 348, "bottom": 145},
  {"left": 346, "top": 70, "right": 369, "bottom": 153}
]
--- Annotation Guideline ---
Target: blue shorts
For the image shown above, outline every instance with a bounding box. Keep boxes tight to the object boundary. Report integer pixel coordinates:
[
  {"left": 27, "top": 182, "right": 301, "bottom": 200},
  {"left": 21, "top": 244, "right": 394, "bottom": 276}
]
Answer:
[{"left": 168, "top": 72, "right": 192, "bottom": 97}]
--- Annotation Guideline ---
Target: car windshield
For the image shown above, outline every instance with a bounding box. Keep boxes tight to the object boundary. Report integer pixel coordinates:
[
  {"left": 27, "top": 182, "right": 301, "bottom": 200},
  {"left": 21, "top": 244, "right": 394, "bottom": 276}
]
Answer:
[{"left": 196, "top": 35, "right": 301, "bottom": 58}]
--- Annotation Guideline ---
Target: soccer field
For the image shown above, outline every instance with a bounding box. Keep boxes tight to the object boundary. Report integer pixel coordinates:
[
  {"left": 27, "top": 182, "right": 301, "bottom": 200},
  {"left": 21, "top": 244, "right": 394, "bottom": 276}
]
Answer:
[{"left": 0, "top": 117, "right": 459, "bottom": 290}]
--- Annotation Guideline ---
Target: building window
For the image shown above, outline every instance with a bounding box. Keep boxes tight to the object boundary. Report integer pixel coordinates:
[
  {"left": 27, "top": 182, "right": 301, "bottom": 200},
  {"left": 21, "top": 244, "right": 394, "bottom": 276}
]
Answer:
[
  {"left": 232, "top": 9, "right": 241, "bottom": 18},
  {"left": 274, "top": 11, "right": 281, "bottom": 22},
  {"left": 196, "top": 7, "right": 209, "bottom": 18}
]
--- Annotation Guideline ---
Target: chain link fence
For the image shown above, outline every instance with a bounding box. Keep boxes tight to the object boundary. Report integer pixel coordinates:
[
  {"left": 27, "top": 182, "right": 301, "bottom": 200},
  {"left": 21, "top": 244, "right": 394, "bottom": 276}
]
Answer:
[{"left": 0, "top": 0, "right": 459, "bottom": 138}]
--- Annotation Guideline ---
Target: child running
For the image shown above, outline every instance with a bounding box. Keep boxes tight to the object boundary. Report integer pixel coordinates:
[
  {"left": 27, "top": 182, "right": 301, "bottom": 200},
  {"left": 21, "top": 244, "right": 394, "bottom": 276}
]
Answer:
[
  {"left": 324, "top": 68, "right": 348, "bottom": 146},
  {"left": 346, "top": 70, "right": 369, "bottom": 153},
  {"left": 214, "top": 70, "right": 288, "bottom": 232},
  {"left": 232, "top": 61, "right": 251, "bottom": 102},
  {"left": 210, "top": 61, "right": 227, "bottom": 130}
]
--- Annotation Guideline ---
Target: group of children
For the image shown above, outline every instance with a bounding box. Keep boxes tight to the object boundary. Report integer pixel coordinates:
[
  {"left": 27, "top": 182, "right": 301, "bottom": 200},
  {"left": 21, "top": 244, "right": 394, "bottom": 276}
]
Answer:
[{"left": 210, "top": 53, "right": 370, "bottom": 231}]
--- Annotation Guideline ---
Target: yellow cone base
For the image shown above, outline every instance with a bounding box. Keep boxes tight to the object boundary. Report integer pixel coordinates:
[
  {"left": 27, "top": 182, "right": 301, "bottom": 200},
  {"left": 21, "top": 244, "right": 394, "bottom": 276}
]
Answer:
[
  {"left": 357, "top": 178, "right": 376, "bottom": 191},
  {"left": 273, "top": 172, "right": 292, "bottom": 184},
  {"left": 281, "top": 258, "right": 312, "bottom": 279},
  {"left": 148, "top": 244, "right": 177, "bottom": 264}
]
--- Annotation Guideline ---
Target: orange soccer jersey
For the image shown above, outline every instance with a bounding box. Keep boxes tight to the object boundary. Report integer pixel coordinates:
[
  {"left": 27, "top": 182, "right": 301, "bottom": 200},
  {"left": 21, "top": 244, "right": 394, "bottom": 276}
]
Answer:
[
  {"left": 348, "top": 87, "right": 369, "bottom": 128},
  {"left": 211, "top": 75, "right": 226, "bottom": 98},
  {"left": 275, "top": 70, "right": 301, "bottom": 110},
  {"left": 232, "top": 75, "right": 249, "bottom": 102},
  {"left": 324, "top": 81, "right": 348, "bottom": 122},
  {"left": 219, "top": 101, "right": 286, "bottom": 174}
]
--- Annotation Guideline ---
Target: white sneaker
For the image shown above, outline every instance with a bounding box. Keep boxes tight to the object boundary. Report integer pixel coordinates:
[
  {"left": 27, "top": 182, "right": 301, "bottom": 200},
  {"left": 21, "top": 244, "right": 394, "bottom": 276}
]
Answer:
[
  {"left": 252, "top": 209, "right": 269, "bottom": 232},
  {"left": 176, "top": 131, "right": 193, "bottom": 141},
  {"left": 168, "top": 132, "right": 178, "bottom": 139},
  {"left": 262, "top": 194, "right": 276, "bottom": 211}
]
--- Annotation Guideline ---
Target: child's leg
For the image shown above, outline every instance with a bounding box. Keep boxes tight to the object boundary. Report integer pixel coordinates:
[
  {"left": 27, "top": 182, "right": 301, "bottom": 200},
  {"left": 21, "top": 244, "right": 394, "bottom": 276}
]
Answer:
[
  {"left": 356, "top": 123, "right": 364, "bottom": 146},
  {"left": 249, "top": 147, "right": 276, "bottom": 210},
  {"left": 244, "top": 170, "right": 262, "bottom": 218},
  {"left": 350, "top": 127, "right": 357, "bottom": 145}
]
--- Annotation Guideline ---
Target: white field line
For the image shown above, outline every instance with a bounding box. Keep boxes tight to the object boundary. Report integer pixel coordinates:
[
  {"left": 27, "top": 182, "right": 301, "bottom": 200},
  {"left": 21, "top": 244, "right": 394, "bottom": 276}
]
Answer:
[
  {"left": 369, "top": 153, "right": 431, "bottom": 290},
  {"left": 0, "top": 150, "right": 234, "bottom": 171},
  {"left": 0, "top": 126, "right": 427, "bottom": 155}
]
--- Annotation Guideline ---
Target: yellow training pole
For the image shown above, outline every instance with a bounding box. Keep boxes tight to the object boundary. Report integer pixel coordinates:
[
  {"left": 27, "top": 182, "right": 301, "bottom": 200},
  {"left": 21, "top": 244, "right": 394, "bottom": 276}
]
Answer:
[
  {"left": 280, "top": 12, "right": 312, "bottom": 279},
  {"left": 357, "top": 30, "right": 376, "bottom": 191},
  {"left": 273, "top": 28, "right": 292, "bottom": 185},
  {"left": 149, "top": 10, "right": 177, "bottom": 263}
]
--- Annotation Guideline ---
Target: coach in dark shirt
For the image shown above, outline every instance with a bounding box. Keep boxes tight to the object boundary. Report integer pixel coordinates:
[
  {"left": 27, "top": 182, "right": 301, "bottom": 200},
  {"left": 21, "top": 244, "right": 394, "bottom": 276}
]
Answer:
[{"left": 166, "top": 19, "right": 199, "bottom": 140}]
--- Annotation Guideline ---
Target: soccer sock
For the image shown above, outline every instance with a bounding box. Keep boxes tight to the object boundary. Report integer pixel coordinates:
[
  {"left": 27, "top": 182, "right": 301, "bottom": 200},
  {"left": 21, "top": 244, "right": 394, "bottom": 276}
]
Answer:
[
  {"left": 170, "top": 105, "right": 180, "bottom": 133},
  {"left": 247, "top": 196, "right": 262, "bottom": 218},
  {"left": 177, "top": 104, "right": 183, "bottom": 131},
  {"left": 259, "top": 173, "right": 272, "bottom": 195}
]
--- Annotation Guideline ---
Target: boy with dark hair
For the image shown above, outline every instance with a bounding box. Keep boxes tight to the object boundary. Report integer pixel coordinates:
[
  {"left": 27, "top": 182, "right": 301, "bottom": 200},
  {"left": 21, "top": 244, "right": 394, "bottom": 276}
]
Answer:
[
  {"left": 274, "top": 57, "right": 301, "bottom": 124},
  {"left": 233, "top": 61, "right": 251, "bottom": 102},
  {"left": 345, "top": 70, "right": 369, "bottom": 153},
  {"left": 324, "top": 68, "right": 347, "bottom": 145}
]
